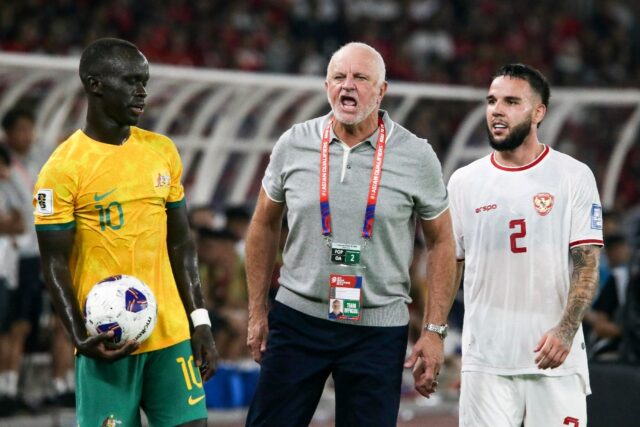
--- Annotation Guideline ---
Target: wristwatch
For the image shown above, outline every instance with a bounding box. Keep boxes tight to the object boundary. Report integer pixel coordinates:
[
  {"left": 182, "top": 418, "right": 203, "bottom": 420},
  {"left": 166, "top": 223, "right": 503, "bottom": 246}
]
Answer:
[{"left": 424, "top": 323, "right": 448, "bottom": 339}]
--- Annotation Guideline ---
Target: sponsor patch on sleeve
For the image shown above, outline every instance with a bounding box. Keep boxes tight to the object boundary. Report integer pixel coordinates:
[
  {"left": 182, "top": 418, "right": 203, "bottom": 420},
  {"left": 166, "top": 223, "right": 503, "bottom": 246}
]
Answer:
[
  {"left": 35, "top": 189, "right": 54, "bottom": 215},
  {"left": 591, "top": 204, "right": 602, "bottom": 230}
]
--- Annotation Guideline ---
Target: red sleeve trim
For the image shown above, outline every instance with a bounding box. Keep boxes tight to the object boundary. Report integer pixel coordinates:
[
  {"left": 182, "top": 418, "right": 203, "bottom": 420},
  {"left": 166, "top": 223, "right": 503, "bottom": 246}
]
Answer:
[{"left": 569, "top": 239, "right": 604, "bottom": 248}]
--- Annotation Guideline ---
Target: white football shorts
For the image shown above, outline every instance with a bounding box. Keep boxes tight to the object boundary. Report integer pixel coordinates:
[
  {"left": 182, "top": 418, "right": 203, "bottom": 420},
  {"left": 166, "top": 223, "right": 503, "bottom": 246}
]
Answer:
[{"left": 459, "top": 371, "right": 587, "bottom": 427}]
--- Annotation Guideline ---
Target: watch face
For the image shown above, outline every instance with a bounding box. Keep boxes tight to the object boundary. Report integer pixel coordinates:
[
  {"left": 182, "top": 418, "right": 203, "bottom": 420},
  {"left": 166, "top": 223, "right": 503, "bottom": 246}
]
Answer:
[{"left": 426, "top": 324, "right": 447, "bottom": 338}]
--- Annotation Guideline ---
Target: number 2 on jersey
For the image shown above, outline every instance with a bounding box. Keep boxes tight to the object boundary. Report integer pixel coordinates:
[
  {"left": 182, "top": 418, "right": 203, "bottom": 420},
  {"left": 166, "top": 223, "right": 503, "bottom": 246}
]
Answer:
[{"left": 509, "top": 219, "right": 527, "bottom": 253}]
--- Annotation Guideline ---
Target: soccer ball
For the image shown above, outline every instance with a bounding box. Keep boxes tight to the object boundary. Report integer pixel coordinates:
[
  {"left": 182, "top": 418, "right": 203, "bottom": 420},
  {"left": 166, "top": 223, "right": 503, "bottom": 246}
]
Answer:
[{"left": 84, "top": 275, "right": 157, "bottom": 346}]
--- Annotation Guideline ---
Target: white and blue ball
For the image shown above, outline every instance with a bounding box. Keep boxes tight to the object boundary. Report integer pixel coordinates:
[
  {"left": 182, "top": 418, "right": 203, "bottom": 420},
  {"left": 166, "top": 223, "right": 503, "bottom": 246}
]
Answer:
[{"left": 84, "top": 275, "right": 157, "bottom": 346}]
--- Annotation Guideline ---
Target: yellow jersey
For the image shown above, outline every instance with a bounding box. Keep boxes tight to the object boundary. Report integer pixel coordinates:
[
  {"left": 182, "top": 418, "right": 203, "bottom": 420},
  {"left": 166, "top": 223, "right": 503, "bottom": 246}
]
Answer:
[{"left": 33, "top": 127, "right": 190, "bottom": 354}]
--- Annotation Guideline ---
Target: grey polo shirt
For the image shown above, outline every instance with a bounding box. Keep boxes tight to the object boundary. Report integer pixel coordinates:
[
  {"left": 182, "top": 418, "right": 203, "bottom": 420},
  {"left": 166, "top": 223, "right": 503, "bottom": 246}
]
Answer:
[{"left": 262, "top": 110, "right": 448, "bottom": 326}]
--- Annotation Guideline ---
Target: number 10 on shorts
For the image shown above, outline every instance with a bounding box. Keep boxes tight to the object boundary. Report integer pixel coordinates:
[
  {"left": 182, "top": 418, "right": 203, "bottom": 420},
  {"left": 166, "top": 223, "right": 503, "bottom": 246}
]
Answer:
[{"left": 176, "top": 356, "right": 202, "bottom": 390}]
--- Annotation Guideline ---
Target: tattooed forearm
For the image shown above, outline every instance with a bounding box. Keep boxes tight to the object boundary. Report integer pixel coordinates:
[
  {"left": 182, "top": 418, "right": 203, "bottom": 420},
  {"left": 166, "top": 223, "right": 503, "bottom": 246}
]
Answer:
[{"left": 557, "top": 245, "right": 601, "bottom": 343}]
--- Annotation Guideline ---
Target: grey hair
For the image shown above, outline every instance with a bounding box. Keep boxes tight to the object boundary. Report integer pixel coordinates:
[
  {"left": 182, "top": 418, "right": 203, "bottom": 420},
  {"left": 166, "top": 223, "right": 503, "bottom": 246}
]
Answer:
[{"left": 326, "top": 42, "right": 386, "bottom": 85}]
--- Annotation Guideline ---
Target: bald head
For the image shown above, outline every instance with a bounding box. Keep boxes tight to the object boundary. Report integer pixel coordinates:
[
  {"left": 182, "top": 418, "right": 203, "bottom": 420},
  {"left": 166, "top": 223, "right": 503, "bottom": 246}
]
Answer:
[
  {"left": 79, "top": 38, "right": 146, "bottom": 89},
  {"left": 327, "top": 42, "right": 386, "bottom": 86}
]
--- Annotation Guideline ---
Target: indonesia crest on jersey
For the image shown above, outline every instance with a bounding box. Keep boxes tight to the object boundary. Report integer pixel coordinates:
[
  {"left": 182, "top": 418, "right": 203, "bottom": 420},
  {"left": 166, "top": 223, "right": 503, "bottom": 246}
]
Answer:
[{"left": 533, "top": 192, "right": 554, "bottom": 216}]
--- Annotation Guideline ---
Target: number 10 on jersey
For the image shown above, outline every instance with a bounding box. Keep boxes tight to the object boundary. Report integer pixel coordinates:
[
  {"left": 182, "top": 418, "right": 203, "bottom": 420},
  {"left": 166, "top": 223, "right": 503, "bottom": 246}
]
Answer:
[{"left": 95, "top": 202, "right": 124, "bottom": 231}]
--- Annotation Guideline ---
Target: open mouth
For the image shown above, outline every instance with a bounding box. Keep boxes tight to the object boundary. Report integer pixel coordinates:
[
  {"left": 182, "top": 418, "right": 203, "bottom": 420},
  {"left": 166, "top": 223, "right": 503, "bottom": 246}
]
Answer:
[
  {"left": 492, "top": 122, "right": 507, "bottom": 132},
  {"left": 340, "top": 95, "right": 358, "bottom": 111},
  {"left": 130, "top": 105, "right": 145, "bottom": 115}
]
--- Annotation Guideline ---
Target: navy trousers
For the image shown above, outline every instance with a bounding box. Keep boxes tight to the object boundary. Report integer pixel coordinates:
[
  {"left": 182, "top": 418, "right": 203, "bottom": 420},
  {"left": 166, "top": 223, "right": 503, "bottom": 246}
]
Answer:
[{"left": 246, "top": 302, "right": 409, "bottom": 427}]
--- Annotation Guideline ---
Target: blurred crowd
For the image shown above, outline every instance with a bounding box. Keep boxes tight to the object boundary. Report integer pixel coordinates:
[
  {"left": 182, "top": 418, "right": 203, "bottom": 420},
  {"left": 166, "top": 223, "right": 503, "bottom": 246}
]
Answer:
[
  {"left": 1, "top": 0, "right": 640, "bottom": 417},
  {"left": 2, "top": 0, "right": 639, "bottom": 207},
  {"left": 583, "top": 210, "right": 640, "bottom": 364},
  {"left": 0, "top": 107, "right": 75, "bottom": 416},
  {"left": 1, "top": 0, "right": 640, "bottom": 88}
]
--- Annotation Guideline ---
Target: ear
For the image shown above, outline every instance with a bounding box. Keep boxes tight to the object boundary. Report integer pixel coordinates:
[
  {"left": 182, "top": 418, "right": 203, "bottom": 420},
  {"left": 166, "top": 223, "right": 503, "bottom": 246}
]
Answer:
[
  {"left": 533, "top": 102, "right": 546, "bottom": 126},
  {"left": 87, "top": 76, "right": 103, "bottom": 96},
  {"left": 378, "top": 81, "right": 388, "bottom": 103}
]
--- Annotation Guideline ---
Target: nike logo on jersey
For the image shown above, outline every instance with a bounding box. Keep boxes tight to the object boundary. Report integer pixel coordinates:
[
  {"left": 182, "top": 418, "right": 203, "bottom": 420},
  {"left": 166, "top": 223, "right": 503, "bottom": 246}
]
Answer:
[
  {"left": 94, "top": 188, "right": 117, "bottom": 201},
  {"left": 188, "top": 394, "right": 205, "bottom": 406}
]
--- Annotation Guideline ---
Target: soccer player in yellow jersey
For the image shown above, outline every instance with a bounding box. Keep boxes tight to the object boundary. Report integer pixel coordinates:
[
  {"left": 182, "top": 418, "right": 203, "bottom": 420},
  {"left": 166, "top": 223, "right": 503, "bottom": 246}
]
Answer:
[{"left": 33, "top": 38, "right": 218, "bottom": 426}]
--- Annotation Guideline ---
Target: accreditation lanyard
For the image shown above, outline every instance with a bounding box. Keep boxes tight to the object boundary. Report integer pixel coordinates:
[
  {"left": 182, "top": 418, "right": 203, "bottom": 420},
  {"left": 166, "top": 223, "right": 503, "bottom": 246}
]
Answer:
[{"left": 319, "top": 116, "right": 387, "bottom": 242}]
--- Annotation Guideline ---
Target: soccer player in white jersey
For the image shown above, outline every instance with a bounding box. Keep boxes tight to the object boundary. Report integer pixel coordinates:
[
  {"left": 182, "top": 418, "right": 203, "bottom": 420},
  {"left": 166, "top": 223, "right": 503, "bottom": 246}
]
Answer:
[{"left": 447, "top": 64, "right": 603, "bottom": 427}]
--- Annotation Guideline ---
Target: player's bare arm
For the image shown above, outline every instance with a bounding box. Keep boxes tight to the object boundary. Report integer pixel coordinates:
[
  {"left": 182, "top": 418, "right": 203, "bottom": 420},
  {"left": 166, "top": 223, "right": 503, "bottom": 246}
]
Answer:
[
  {"left": 37, "top": 228, "right": 139, "bottom": 360},
  {"left": 406, "top": 210, "right": 457, "bottom": 397},
  {"left": 245, "top": 188, "right": 285, "bottom": 363},
  {"left": 166, "top": 204, "right": 219, "bottom": 380},
  {"left": 534, "top": 244, "right": 601, "bottom": 369}
]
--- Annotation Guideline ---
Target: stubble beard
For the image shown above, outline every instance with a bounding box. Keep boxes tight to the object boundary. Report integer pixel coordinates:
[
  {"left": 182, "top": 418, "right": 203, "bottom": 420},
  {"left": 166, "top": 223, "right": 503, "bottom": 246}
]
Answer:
[{"left": 330, "top": 95, "right": 379, "bottom": 126}]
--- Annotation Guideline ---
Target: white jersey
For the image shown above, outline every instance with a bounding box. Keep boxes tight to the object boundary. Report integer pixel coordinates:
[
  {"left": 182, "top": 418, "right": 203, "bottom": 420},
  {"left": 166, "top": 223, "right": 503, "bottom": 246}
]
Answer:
[{"left": 448, "top": 145, "right": 603, "bottom": 391}]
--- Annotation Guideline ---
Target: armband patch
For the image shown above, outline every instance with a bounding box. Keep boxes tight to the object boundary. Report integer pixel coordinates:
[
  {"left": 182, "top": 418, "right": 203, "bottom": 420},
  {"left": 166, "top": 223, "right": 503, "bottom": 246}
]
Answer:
[
  {"left": 35, "top": 189, "right": 54, "bottom": 215},
  {"left": 591, "top": 204, "right": 602, "bottom": 230}
]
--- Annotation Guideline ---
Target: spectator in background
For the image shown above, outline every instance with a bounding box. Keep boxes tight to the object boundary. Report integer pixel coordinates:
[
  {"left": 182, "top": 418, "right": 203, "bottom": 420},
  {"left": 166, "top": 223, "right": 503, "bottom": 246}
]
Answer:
[
  {"left": 224, "top": 204, "right": 252, "bottom": 259},
  {"left": 188, "top": 204, "right": 221, "bottom": 243},
  {"left": 196, "top": 227, "right": 248, "bottom": 360},
  {"left": 189, "top": 205, "right": 251, "bottom": 359},
  {"left": 1, "top": 106, "right": 75, "bottom": 411},
  {"left": 619, "top": 270, "right": 640, "bottom": 364},
  {"left": 188, "top": 204, "right": 219, "bottom": 230},
  {"left": 2, "top": 1, "right": 640, "bottom": 90},
  {"left": 0, "top": 144, "right": 24, "bottom": 416},
  {"left": 584, "top": 233, "right": 632, "bottom": 359},
  {"left": 598, "top": 209, "right": 624, "bottom": 288}
]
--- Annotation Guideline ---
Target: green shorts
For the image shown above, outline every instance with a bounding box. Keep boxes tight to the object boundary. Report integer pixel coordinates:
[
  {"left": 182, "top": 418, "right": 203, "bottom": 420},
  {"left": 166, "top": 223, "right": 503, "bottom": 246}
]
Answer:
[{"left": 76, "top": 339, "right": 207, "bottom": 427}]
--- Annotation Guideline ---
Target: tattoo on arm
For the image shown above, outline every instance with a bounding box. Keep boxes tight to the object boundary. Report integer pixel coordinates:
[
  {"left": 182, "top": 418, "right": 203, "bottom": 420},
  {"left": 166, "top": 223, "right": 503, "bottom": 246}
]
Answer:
[{"left": 557, "top": 245, "right": 601, "bottom": 343}]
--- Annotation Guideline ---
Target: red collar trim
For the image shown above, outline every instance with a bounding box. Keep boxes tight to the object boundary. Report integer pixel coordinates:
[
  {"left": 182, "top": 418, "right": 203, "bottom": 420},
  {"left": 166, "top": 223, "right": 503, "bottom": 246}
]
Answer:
[{"left": 491, "top": 145, "right": 550, "bottom": 172}]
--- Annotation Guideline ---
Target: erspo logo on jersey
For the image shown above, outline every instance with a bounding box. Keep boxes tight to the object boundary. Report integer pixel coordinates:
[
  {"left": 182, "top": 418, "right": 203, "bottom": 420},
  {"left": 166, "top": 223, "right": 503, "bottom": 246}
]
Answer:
[{"left": 475, "top": 204, "right": 497, "bottom": 214}]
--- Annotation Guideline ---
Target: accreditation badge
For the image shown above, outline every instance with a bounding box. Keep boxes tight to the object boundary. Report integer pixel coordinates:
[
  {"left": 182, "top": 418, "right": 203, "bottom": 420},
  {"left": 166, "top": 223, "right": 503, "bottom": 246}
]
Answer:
[
  {"left": 330, "top": 242, "right": 361, "bottom": 265},
  {"left": 328, "top": 273, "right": 362, "bottom": 321}
]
